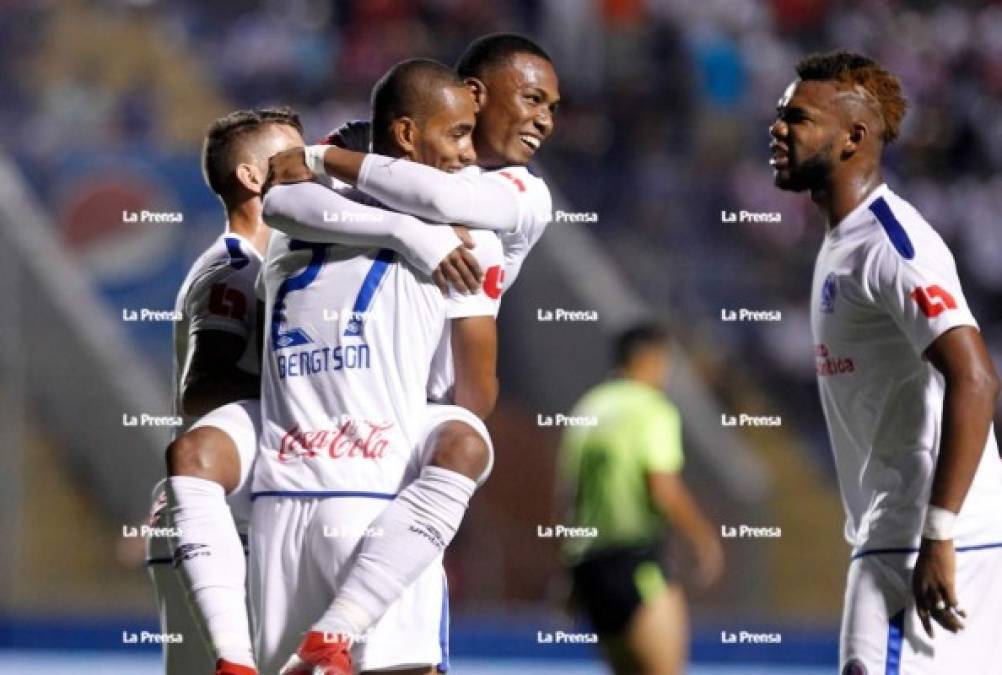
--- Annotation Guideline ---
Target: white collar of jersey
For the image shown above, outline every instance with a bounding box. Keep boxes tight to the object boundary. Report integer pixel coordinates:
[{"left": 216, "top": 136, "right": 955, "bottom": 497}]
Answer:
[
  {"left": 222, "top": 230, "right": 265, "bottom": 262},
  {"left": 826, "top": 182, "right": 890, "bottom": 240}
]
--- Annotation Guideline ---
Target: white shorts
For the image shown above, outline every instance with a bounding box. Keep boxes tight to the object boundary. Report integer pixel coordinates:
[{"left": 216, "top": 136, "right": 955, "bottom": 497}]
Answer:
[
  {"left": 145, "top": 399, "right": 261, "bottom": 673},
  {"left": 418, "top": 403, "right": 494, "bottom": 486},
  {"left": 249, "top": 496, "right": 449, "bottom": 674},
  {"left": 840, "top": 544, "right": 1002, "bottom": 674},
  {"left": 189, "top": 398, "right": 261, "bottom": 529}
]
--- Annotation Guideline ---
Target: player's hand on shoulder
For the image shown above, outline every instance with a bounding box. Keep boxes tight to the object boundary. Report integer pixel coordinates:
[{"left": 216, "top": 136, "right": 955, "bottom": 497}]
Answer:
[
  {"left": 912, "top": 537, "right": 966, "bottom": 637},
  {"left": 433, "top": 226, "right": 482, "bottom": 296},
  {"left": 265, "top": 147, "right": 313, "bottom": 194}
]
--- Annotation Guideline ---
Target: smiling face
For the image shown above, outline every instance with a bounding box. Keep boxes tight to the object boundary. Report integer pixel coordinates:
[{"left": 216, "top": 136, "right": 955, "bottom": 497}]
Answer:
[
  {"left": 472, "top": 52, "right": 560, "bottom": 167},
  {"left": 769, "top": 80, "right": 842, "bottom": 193},
  {"left": 410, "top": 85, "right": 477, "bottom": 172}
]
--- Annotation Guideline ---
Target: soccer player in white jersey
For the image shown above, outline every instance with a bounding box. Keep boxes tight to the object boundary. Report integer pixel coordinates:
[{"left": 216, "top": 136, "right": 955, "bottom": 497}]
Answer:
[
  {"left": 146, "top": 104, "right": 483, "bottom": 675},
  {"left": 252, "top": 59, "right": 507, "bottom": 675},
  {"left": 145, "top": 107, "right": 304, "bottom": 675},
  {"left": 770, "top": 51, "right": 1002, "bottom": 674},
  {"left": 266, "top": 33, "right": 560, "bottom": 671}
]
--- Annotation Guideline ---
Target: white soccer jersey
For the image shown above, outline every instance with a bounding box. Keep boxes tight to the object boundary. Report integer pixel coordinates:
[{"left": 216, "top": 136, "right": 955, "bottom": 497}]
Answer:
[
  {"left": 173, "top": 233, "right": 261, "bottom": 431},
  {"left": 810, "top": 183, "right": 1002, "bottom": 551},
  {"left": 425, "top": 165, "right": 552, "bottom": 402},
  {"left": 488, "top": 165, "right": 553, "bottom": 288},
  {"left": 254, "top": 227, "right": 502, "bottom": 496}
]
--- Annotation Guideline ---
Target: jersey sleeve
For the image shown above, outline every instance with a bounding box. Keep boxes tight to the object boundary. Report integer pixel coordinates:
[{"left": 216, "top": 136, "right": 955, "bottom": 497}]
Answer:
[
  {"left": 499, "top": 170, "right": 552, "bottom": 290},
  {"left": 357, "top": 156, "right": 548, "bottom": 234},
  {"left": 638, "top": 400, "right": 684, "bottom": 474},
  {"left": 263, "top": 181, "right": 462, "bottom": 276},
  {"left": 444, "top": 230, "right": 505, "bottom": 319},
  {"left": 868, "top": 226, "right": 979, "bottom": 357},
  {"left": 185, "top": 259, "right": 257, "bottom": 340}
]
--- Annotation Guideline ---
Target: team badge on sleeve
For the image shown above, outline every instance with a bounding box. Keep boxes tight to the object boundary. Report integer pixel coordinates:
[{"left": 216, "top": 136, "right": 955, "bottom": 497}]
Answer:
[{"left": 910, "top": 284, "right": 957, "bottom": 318}]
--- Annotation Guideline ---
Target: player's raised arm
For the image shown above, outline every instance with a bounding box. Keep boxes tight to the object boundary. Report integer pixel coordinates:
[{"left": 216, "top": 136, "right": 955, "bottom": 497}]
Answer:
[
  {"left": 271, "top": 144, "right": 530, "bottom": 234},
  {"left": 262, "top": 180, "right": 468, "bottom": 277}
]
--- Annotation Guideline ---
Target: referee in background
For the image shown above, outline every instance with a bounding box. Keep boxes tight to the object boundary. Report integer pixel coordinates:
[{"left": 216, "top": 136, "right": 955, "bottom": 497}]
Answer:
[{"left": 558, "top": 322, "right": 724, "bottom": 675}]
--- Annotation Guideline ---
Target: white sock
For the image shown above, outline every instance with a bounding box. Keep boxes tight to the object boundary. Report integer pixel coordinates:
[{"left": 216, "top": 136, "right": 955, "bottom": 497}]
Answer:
[
  {"left": 166, "top": 476, "right": 255, "bottom": 667},
  {"left": 312, "top": 465, "right": 475, "bottom": 640}
]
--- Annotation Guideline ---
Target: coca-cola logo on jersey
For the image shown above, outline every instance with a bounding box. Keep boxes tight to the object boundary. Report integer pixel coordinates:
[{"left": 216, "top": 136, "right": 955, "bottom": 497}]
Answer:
[
  {"left": 278, "top": 419, "right": 393, "bottom": 461},
  {"left": 815, "top": 343, "right": 855, "bottom": 377}
]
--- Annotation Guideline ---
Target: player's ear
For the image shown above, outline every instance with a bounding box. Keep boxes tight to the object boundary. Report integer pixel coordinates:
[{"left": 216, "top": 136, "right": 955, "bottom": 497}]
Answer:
[
  {"left": 234, "top": 162, "right": 264, "bottom": 195},
  {"left": 391, "top": 117, "right": 418, "bottom": 157},
  {"left": 843, "top": 122, "right": 868, "bottom": 158},
  {"left": 464, "top": 77, "right": 487, "bottom": 111}
]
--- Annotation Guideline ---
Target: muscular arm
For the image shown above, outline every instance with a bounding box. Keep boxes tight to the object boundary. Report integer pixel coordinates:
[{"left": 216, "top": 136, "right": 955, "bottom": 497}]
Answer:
[
  {"left": 320, "top": 147, "right": 522, "bottom": 233},
  {"left": 180, "top": 330, "right": 260, "bottom": 417},
  {"left": 262, "top": 182, "right": 463, "bottom": 276},
  {"left": 450, "top": 316, "right": 498, "bottom": 420},
  {"left": 925, "top": 326, "right": 1001, "bottom": 513}
]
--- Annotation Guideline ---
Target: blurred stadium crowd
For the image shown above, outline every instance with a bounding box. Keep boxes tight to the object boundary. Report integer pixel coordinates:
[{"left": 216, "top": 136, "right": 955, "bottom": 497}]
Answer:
[
  {"left": 4, "top": 0, "right": 1002, "bottom": 468},
  {"left": 1, "top": 0, "right": 1001, "bottom": 628}
]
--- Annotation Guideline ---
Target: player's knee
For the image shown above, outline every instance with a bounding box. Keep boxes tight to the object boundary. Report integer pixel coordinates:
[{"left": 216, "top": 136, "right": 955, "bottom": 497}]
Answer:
[
  {"left": 428, "top": 421, "right": 489, "bottom": 481},
  {"left": 165, "top": 427, "right": 238, "bottom": 489}
]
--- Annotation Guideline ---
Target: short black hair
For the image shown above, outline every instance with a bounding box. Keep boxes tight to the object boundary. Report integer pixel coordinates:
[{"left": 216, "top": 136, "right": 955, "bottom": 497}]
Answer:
[
  {"left": 455, "top": 32, "right": 551, "bottom": 80},
  {"left": 614, "top": 321, "right": 670, "bottom": 367},
  {"left": 370, "top": 58, "right": 465, "bottom": 155},
  {"left": 795, "top": 51, "right": 906, "bottom": 143},
  {"left": 202, "top": 106, "right": 303, "bottom": 196}
]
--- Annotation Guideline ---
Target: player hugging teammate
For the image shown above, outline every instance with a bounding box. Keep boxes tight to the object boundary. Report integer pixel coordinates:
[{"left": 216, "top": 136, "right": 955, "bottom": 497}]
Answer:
[{"left": 146, "top": 33, "right": 559, "bottom": 675}]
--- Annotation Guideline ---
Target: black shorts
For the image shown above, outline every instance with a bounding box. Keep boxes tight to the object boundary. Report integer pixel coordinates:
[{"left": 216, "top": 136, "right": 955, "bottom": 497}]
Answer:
[{"left": 570, "top": 543, "right": 670, "bottom": 636}]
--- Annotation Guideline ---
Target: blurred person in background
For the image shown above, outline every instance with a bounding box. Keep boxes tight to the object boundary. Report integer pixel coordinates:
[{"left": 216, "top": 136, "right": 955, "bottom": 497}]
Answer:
[
  {"left": 558, "top": 321, "right": 724, "bottom": 675},
  {"left": 771, "top": 50, "right": 1002, "bottom": 673}
]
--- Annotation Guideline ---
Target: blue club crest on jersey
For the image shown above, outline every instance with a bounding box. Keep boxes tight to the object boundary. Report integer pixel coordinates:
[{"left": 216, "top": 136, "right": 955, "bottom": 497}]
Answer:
[{"left": 820, "top": 273, "right": 838, "bottom": 313}]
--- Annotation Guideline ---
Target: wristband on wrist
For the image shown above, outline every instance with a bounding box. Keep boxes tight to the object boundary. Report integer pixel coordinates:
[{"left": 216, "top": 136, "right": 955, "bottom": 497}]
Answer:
[
  {"left": 303, "top": 145, "right": 331, "bottom": 178},
  {"left": 922, "top": 505, "right": 957, "bottom": 540}
]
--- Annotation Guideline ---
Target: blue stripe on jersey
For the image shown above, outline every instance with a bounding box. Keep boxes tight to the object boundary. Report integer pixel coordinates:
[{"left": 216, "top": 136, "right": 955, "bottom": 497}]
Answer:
[
  {"left": 437, "top": 572, "right": 450, "bottom": 673},
  {"left": 885, "top": 610, "right": 904, "bottom": 675},
  {"left": 250, "top": 490, "right": 397, "bottom": 501},
  {"left": 344, "top": 249, "right": 395, "bottom": 337},
  {"left": 869, "top": 197, "right": 915, "bottom": 260},
  {"left": 223, "top": 236, "right": 250, "bottom": 269},
  {"left": 850, "top": 541, "right": 1002, "bottom": 561},
  {"left": 271, "top": 241, "right": 329, "bottom": 350}
]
